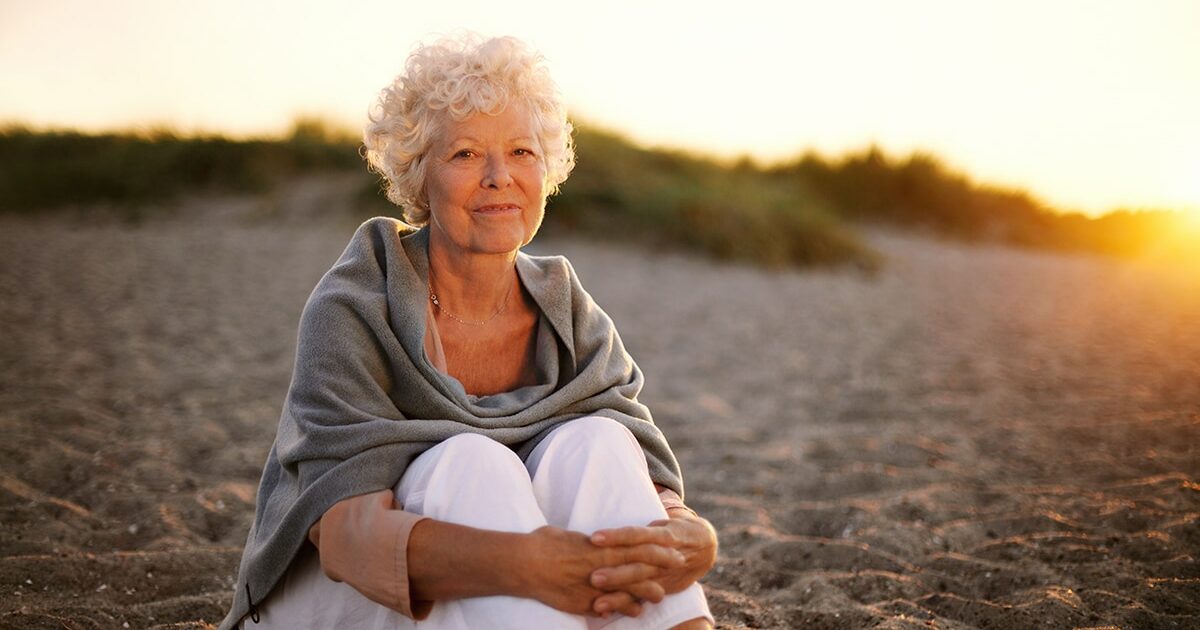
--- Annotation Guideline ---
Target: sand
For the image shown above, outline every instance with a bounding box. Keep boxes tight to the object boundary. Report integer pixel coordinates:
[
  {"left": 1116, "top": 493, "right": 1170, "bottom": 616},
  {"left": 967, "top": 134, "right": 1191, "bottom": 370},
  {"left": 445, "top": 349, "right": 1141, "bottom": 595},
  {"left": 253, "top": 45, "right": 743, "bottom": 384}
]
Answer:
[{"left": 2, "top": 181, "right": 1198, "bottom": 629}]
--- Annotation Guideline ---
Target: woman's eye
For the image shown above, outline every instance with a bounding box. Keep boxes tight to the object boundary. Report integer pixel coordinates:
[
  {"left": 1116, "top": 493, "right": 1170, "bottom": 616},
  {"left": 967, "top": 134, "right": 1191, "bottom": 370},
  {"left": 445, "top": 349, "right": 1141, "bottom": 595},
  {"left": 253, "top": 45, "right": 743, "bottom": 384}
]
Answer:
[
  {"left": 453, "top": 149, "right": 474, "bottom": 159},
  {"left": 514, "top": 148, "right": 536, "bottom": 157}
]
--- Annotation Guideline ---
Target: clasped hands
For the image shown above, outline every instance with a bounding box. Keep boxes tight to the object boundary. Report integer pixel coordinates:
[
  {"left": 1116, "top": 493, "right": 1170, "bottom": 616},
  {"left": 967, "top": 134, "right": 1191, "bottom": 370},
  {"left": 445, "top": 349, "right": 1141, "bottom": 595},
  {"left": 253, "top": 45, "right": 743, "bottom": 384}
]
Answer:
[
  {"left": 310, "top": 490, "right": 717, "bottom": 620},
  {"left": 522, "top": 509, "right": 718, "bottom": 619},
  {"left": 573, "top": 508, "right": 720, "bottom": 614}
]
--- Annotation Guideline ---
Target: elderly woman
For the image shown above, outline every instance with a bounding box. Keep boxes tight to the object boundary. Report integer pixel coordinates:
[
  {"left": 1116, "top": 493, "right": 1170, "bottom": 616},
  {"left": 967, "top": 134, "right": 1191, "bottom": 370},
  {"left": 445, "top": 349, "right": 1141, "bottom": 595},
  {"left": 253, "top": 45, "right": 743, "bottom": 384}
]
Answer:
[{"left": 220, "top": 35, "right": 716, "bottom": 630}]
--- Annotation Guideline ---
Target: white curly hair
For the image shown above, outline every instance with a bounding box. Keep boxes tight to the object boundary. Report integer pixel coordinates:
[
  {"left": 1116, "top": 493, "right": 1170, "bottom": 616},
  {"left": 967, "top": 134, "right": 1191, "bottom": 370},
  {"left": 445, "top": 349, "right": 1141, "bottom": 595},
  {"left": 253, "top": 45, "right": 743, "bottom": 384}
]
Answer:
[{"left": 363, "top": 33, "right": 576, "bottom": 226}]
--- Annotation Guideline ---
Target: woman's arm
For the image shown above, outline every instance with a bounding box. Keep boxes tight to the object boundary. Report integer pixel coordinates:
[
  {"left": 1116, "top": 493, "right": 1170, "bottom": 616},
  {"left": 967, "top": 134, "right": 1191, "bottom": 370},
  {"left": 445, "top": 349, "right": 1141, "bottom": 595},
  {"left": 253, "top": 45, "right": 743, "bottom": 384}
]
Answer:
[
  {"left": 410, "top": 519, "right": 684, "bottom": 615},
  {"left": 309, "top": 490, "right": 687, "bottom": 619}
]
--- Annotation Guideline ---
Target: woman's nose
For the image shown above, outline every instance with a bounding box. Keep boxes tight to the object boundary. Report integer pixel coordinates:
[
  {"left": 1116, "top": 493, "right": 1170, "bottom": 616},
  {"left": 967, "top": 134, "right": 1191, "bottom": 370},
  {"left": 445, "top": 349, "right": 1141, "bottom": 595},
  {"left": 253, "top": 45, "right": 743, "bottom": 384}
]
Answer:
[{"left": 482, "top": 155, "right": 513, "bottom": 189}]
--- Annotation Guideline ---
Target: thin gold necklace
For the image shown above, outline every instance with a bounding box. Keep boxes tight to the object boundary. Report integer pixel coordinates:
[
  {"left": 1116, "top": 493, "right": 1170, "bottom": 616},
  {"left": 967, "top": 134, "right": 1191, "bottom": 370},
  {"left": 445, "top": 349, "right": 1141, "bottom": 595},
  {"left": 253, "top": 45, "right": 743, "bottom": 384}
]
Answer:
[{"left": 428, "top": 275, "right": 515, "bottom": 326}]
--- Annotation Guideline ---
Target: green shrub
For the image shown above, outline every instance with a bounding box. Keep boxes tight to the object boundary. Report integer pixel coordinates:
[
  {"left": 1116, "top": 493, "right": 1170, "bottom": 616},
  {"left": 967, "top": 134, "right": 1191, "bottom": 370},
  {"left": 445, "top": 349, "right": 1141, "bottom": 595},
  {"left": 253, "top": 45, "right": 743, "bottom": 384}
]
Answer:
[
  {"left": 771, "top": 146, "right": 1186, "bottom": 257},
  {"left": 550, "top": 129, "right": 877, "bottom": 269},
  {"left": 0, "top": 124, "right": 359, "bottom": 212}
]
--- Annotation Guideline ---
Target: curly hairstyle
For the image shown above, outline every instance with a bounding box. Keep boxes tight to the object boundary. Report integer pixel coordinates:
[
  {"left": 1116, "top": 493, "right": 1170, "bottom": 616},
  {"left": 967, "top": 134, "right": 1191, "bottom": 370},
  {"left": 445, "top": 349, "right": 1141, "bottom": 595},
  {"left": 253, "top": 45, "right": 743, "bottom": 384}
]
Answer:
[{"left": 363, "top": 34, "right": 576, "bottom": 226}]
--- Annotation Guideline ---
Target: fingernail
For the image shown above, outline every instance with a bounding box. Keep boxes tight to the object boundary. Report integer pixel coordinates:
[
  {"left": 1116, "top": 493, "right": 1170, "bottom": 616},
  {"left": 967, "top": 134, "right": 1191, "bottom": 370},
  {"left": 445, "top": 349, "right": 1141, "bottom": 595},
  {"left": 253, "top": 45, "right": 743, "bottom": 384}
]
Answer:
[
  {"left": 593, "top": 573, "right": 607, "bottom": 586},
  {"left": 674, "top": 551, "right": 686, "bottom": 562},
  {"left": 596, "top": 602, "right": 610, "bottom": 613},
  {"left": 592, "top": 532, "right": 606, "bottom": 543}
]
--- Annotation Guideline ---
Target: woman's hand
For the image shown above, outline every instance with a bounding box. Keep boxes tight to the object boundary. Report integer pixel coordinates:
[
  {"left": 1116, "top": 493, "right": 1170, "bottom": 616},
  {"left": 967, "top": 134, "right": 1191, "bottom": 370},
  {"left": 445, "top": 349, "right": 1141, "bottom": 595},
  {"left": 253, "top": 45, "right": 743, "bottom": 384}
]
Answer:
[
  {"left": 586, "top": 510, "right": 718, "bottom": 616},
  {"left": 516, "top": 525, "right": 686, "bottom": 617}
]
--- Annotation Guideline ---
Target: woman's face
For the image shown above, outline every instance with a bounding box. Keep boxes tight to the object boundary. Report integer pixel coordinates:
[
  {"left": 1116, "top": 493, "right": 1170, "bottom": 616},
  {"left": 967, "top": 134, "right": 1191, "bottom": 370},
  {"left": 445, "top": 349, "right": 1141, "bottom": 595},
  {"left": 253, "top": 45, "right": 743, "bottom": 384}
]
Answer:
[{"left": 425, "top": 103, "right": 548, "bottom": 259}]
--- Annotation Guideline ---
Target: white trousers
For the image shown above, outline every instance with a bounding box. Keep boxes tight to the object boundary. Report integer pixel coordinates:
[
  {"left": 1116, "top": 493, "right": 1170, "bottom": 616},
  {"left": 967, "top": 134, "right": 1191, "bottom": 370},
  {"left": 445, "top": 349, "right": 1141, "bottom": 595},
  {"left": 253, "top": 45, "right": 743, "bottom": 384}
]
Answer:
[{"left": 254, "top": 416, "right": 712, "bottom": 629}]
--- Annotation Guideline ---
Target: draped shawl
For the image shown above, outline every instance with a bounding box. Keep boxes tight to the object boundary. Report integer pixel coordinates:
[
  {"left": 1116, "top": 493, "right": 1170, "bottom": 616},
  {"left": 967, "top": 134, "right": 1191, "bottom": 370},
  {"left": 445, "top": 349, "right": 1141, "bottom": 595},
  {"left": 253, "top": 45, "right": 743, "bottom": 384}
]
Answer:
[{"left": 219, "top": 218, "right": 683, "bottom": 630}]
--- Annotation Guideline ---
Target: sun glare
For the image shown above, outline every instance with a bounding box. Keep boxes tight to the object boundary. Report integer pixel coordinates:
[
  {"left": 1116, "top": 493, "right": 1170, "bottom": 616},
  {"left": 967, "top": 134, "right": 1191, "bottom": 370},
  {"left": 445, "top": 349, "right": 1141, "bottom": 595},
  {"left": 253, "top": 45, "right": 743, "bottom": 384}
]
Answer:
[
  {"left": 1154, "top": 211, "right": 1200, "bottom": 270},
  {"left": 1178, "top": 209, "right": 1200, "bottom": 241}
]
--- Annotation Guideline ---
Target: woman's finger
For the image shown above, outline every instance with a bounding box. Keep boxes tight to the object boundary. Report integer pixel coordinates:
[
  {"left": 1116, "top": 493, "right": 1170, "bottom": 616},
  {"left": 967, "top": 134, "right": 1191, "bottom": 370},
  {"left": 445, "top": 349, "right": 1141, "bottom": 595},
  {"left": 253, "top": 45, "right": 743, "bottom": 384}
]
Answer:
[
  {"left": 607, "top": 543, "right": 685, "bottom": 569},
  {"left": 592, "top": 578, "right": 667, "bottom": 618},
  {"left": 591, "top": 525, "right": 676, "bottom": 547},
  {"left": 594, "top": 591, "right": 642, "bottom": 618},
  {"left": 590, "top": 563, "right": 662, "bottom": 590},
  {"left": 623, "top": 579, "right": 667, "bottom": 604}
]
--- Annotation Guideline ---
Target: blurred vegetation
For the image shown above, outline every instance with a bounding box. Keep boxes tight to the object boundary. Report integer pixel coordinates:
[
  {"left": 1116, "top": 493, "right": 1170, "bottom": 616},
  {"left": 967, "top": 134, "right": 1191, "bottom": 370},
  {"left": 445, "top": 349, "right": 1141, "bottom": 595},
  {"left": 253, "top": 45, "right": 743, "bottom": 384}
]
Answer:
[
  {"left": 543, "top": 128, "right": 877, "bottom": 269},
  {"left": 1, "top": 120, "right": 1188, "bottom": 267},
  {"left": 0, "top": 118, "right": 359, "bottom": 211},
  {"left": 771, "top": 147, "right": 1184, "bottom": 258}
]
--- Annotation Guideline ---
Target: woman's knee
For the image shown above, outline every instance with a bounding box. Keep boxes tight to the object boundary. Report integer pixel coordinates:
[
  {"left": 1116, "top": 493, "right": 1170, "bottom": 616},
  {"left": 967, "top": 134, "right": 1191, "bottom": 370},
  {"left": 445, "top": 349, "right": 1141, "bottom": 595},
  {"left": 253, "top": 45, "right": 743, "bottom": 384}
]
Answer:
[
  {"left": 438, "top": 432, "right": 517, "bottom": 458},
  {"left": 398, "top": 434, "right": 529, "bottom": 501},
  {"left": 549, "top": 415, "right": 640, "bottom": 452},
  {"left": 430, "top": 433, "right": 527, "bottom": 482},
  {"left": 401, "top": 433, "right": 542, "bottom": 529},
  {"left": 528, "top": 416, "right": 650, "bottom": 484},
  {"left": 527, "top": 417, "right": 663, "bottom": 530}
]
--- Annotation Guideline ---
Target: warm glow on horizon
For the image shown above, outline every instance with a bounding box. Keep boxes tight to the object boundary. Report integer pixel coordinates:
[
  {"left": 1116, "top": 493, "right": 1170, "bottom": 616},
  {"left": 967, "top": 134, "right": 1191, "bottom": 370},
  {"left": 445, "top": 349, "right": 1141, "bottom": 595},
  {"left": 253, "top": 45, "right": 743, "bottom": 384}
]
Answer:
[
  {"left": 1174, "top": 161, "right": 1200, "bottom": 220},
  {"left": 2, "top": 0, "right": 1199, "bottom": 218},
  {"left": 1155, "top": 212, "right": 1200, "bottom": 270}
]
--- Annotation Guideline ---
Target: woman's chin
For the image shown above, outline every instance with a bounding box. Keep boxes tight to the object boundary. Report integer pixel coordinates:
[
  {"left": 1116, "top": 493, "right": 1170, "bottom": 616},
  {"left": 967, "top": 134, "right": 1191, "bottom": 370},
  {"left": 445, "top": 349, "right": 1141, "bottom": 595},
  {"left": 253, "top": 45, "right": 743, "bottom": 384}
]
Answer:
[
  {"left": 468, "top": 223, "right": 541, "bottom": 254},
  {"left": 469, "top": 233, "right": 532, "bottom": 255}
]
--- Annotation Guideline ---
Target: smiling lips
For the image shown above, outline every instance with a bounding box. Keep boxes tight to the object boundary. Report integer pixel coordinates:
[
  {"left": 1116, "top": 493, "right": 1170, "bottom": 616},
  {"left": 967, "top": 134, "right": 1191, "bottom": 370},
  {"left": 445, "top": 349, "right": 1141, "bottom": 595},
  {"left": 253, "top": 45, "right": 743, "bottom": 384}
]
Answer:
[{"left": 473, "top": 203, "right": 522, "bottom": 215}]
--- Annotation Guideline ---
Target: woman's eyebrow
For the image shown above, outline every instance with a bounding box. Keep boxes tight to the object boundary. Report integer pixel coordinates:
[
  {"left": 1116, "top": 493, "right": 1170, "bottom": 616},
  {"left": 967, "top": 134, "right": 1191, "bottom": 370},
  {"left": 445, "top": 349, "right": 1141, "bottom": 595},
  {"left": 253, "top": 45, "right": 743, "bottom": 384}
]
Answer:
[{"left": 445, "top": 136, "right": 538, "bottom": 150}]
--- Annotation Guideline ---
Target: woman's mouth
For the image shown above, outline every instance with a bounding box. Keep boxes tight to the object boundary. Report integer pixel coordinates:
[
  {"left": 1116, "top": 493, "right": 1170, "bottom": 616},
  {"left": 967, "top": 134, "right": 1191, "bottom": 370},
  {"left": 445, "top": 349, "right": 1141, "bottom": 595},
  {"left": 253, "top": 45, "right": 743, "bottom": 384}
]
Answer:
[{"left": 473, "top": 204, "right": 522, "bottom": 215}]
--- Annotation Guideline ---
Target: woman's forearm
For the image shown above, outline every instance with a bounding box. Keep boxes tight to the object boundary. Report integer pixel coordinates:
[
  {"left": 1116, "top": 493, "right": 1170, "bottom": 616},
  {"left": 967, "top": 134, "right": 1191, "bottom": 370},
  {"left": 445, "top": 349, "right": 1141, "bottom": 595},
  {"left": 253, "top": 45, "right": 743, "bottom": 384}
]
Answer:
[
  {"left": 412, "top": 520, "right": 686, "bottom": 617},
  {"left": 406, "top": 518, "right": 531, "bottom": 602},
  {"left": 311, "top": 492, "right": 539, "bottom": 618}
]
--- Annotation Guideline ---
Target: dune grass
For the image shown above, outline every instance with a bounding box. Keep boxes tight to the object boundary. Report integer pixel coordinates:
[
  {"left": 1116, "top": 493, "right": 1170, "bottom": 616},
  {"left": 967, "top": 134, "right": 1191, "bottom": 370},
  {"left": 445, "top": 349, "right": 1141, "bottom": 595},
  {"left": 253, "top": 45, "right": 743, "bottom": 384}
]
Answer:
[
  {"left": 0, "top": 121, "right": 359, "bottom": 212},
  {"left": 544, "top": 129, "right": 877, "bottom": 269},
  {"left": 772, "top": 147, "right": 1184, "bottom": 258},
  {"left": 2, "top": 121, "right": 1187, "bottom": 267}
]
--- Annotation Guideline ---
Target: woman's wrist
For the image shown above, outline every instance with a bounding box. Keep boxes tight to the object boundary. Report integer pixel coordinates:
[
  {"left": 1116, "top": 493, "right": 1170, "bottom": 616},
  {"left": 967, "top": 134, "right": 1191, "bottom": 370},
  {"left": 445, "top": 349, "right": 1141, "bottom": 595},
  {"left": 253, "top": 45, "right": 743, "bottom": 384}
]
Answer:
[
  {"left": 666, "top": 505, "right": 699, "bottom": 519},
  {"left": 503, "top": 529, "right": 539, "bottom": 600}
]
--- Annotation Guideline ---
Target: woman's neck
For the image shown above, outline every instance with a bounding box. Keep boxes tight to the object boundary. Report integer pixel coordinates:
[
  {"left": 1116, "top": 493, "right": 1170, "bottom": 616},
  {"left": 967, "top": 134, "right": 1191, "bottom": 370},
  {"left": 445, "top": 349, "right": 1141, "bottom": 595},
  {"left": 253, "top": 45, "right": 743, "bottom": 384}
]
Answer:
[{"left": 426, "top": 236, "right": 520, "bottom": 323}]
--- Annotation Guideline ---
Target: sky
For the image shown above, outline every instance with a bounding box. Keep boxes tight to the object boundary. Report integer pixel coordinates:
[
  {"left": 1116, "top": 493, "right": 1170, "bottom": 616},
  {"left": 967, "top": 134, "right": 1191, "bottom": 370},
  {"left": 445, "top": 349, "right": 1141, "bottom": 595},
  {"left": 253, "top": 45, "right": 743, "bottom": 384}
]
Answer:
[{"left": 1, "top": 0, "right": 1198, "bottom": 217}]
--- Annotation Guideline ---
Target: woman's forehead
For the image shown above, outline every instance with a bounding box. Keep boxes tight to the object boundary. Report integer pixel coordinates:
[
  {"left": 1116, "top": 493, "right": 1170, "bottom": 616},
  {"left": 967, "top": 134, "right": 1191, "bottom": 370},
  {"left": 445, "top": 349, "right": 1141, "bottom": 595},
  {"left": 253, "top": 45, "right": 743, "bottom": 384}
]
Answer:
[{"left": 440, "top": 104, "right": 538, "bottom": 143}]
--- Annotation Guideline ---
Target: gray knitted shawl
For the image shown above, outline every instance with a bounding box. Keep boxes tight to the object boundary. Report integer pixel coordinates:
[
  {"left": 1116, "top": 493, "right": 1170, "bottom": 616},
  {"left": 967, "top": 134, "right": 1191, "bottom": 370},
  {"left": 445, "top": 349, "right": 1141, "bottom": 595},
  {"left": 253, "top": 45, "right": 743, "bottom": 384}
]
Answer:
[{"left": 220, "top": 217, "right": 683, "bottom": 629}]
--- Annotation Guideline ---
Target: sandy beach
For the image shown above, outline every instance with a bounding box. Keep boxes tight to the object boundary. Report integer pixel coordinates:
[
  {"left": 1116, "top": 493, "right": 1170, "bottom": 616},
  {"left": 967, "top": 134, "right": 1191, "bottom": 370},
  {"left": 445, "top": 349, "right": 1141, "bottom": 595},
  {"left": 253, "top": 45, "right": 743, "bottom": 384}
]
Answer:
[{"left": 2, "top": 182, "right": 1198, "bottom": 629}]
